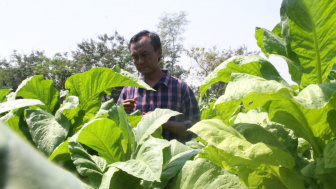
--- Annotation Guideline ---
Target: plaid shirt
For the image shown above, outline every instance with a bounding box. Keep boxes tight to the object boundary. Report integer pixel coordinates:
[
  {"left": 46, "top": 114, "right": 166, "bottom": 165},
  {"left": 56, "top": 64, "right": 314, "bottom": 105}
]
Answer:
[{"left": 117, "top": 70, "right": 200, "bottom": 142}]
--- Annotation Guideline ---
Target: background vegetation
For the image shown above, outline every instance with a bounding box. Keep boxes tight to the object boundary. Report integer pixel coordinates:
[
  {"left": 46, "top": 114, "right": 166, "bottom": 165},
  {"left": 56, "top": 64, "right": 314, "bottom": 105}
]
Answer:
[{"left": 0, "top": 11, "right": 258, "bottom": 104}]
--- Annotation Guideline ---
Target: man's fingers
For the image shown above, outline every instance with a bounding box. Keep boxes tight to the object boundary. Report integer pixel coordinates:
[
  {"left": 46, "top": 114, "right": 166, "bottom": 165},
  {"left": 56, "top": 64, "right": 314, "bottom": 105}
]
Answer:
[
  {"left": 122, "top": 97, "right": 138, "bottom": 114},
  {"left": 124, "top": 105, "right": 134, "bottom": 113},
  {"left": 123, "top": 102, "right": 135, "bottom": 109},
  {"left": 123, "top": 98, "right": 137, "bottom": 104}
]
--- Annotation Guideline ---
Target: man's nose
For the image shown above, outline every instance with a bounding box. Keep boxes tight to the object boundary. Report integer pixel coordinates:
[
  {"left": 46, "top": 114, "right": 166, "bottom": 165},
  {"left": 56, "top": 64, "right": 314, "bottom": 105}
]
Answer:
[{"left": 138, "top": 56, "right": 145, "bottom": 64}]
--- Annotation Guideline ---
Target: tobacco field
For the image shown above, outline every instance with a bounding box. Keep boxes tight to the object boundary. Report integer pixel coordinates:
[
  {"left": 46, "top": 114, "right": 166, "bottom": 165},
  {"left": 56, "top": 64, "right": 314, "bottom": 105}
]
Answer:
[{"left": 1, "top": 0, "right": 336, "bottom": 188}]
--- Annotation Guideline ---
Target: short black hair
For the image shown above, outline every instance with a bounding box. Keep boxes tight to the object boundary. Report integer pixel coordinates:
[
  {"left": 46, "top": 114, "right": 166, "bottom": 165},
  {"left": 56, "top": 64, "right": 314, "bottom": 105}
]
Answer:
[{"left": 129, "top": 30, "right": 162, "bottom": 52}]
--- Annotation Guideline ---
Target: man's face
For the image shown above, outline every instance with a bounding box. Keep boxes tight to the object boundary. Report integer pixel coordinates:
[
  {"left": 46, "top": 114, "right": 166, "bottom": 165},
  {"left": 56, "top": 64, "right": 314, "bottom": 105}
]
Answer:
[{"left": 130, "top": 36, "right": 162, "bottom": 76}]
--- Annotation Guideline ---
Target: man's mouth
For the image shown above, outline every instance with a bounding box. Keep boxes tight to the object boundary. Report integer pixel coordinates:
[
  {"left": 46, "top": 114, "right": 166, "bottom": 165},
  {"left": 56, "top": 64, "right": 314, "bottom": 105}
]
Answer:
[{"left": 139, "top": 67, "right": 147, "bottom": 71}]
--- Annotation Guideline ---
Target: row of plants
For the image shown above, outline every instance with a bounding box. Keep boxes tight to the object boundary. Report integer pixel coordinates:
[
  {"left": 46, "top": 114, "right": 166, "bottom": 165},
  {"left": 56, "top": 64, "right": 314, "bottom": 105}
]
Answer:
[{"left": 1, "top": 0, "right": 336, "bottom": 188}]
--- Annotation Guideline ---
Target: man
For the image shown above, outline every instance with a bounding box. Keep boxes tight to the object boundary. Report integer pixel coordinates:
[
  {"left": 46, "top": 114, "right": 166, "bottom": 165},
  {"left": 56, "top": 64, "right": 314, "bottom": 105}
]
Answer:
[{"left": 117, "top": 30, "right": 200, "bottom": 142}]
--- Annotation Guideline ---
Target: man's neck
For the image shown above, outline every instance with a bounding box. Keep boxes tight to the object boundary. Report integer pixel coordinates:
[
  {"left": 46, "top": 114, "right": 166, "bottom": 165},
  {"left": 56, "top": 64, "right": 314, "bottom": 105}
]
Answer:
[{"left": 144, "top": 69, "right": 165, "bottom": 87}]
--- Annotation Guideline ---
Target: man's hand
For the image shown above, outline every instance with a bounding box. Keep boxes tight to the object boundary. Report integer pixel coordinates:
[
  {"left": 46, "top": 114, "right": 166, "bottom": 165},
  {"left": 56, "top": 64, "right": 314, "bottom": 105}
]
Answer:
[
  {"left": 142, "top": 111, "right": 152, "bottom": 115},
  {"left": 162, "top": 121, "right": 190, "bottom": 138},
  {"left": 122, "top": 97, "right": 137, "bottom": 114}
]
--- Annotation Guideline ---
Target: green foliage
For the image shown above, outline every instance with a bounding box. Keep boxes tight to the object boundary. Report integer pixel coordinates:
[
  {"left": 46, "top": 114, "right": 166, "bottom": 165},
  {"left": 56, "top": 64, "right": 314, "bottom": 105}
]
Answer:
[
  {"left": 157, "top": 11, "right": 189, "bottom": 79},
  {"left": 185, "top": 45, "right": 260, "bottom": 104},
  {"left": 194, "top": 0, "right": 336, "bottom": 188},
  {"left": 26, "top": 109, "right": 69, "bottom": 156},
  {"left": 0, "top": 99, "right": 43, "bottom": 114},
  {"left": 200, "top": 55, "right": 289, "bottom": 98},
  {"left": 64, "top": 67, "right": 152, "bottom": 130},
  {"left": 72, "top": 32, "right": 134, "bottom": 73},
  {"left": 0, "top": 124, "right": 89, "bottom": 189},
  {"left": 48, "top": 53, "right": 76, "bottom": 90},
  {"left": 75, "top": 119, "right": 125, "bottom": 163},
  {"left": 255, "top": 0, "right": 336, "bottom": 88},
  {"left": 0, "top": 66, "right": 197, "bottom": 188},
  {"left": 0, "top": 89, "right": 10, "bottom": 102},
  {"left": 1, "top": 0, "right": 336, "bottom": 188},
  {"left": 0, "top": 51, "right": 50, "bottom": 90},
  {"left": 16, "top": 75, "right": 60, "bottom": 114},
  {"left": 168, "top": 158, "right": 245, "bottom": 189}
]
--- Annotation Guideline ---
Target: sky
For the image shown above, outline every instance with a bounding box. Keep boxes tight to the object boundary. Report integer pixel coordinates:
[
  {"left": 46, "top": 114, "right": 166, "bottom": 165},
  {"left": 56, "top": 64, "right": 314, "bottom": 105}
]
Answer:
[{"left": 0, "top": 0, "right": 293, "bottom": 84}]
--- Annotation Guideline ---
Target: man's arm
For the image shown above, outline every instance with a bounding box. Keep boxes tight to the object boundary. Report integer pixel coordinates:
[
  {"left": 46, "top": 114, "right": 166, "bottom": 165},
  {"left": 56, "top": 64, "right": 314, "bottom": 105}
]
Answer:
[{"left": 162, "top": 85, "right": 200, "bottom": 139}]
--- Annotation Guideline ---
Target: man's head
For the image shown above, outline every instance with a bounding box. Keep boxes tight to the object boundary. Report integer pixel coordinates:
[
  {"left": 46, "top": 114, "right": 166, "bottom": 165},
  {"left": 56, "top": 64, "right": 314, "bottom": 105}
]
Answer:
[
  {"left": 129, "top": 30, "right": 162, "bottom": 76},
  {"left": 129, "top": 30, "right": 162, "bottom": 61}
]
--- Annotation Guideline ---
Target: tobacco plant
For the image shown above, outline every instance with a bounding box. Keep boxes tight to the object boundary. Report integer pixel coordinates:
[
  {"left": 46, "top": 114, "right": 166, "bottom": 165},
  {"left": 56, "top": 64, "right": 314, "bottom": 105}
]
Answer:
[
  {"left": 1, "top": 0, "right": 336, "bottom": 188},
  {"left": 184, "top": 0, "right": 336, "bottom": 188},
  {"left": 0, "top": 66, "right": 199, "bottom": 189}
]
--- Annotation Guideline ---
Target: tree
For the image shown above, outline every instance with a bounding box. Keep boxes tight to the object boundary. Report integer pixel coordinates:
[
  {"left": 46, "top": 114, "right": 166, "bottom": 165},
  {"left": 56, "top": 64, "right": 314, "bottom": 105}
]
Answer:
[
  {"left": 0, "top": 57, "right": 16, "bottom": 90},
  {"left": 0, "top": 50, "right": 51, "bottom": 91},
  {"left": 157, "top": 11, "right": 189, "bottom": 79},
  {"left": 185, "top": 45, "right": 259, "bottom": 102},
  {"left": 71, "top": 31, "right": 134, "bottom": 73},
  {"left": 48, "top": 52, "right": 75, "bottom": 90}
]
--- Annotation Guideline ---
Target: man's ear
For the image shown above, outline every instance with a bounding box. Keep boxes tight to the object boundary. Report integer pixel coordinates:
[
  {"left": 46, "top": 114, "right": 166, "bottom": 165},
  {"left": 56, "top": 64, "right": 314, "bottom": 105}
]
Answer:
[{"left": 156, "top": 48, "right": 162, "bottom": 59}]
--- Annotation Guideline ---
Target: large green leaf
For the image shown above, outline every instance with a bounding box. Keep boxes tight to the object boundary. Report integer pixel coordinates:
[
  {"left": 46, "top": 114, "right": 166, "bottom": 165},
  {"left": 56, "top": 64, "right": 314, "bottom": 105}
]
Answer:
[
  {"left": 0, "top": 89, "right": 10, "bottom": 102},
  {"left": 0, "top": 124, "right": 88, "bottom": 189},
  {"left": 255, "top": 26, "right": 303, "bottom": 84},
  {"left": 0, "top": 99, "right": 44, "bottom": 114},
  {"left": 233, "top": 110, "right": 298, "bottom": 155},
  {"left": 60, "top": 96, "right": 85, "bottom": 134},
  {"left": 200, "top": 55, "right": 288, "bottom": 97},
  {"left": 99, "top": 167, "right": 142, "bottom": 189},
  {"left": 328, "top": 63, "right": 336, "bottom": 81},
  {"left": 197, "top": 145, "right": 305, "bottom": 189},
  {"left": 287, "top": 0, "right": 336, "bottom": 86},
  {"left": 200, "top": 99, "right": 218, "bottom": 120},
  {"left": 49, "top": 138, "right": 71, "bottom": 163},
  {"left": 16, "top": 75, "right": 60, "bottom": 114},
  {"left": 236, "top": 164, "right": 305, "bottom": 189},
  {"left": 68, "top": 141, "right": 106, "bottom": 188},
  {"left": 60, "top": 96, "right": 80, "bottom": 120},
  {"left": 75, "top": 118, "right": 125, "bottom": 163},
  {"left": 232, "top": 123, "right": 295, "bottom": 155},
  {"left": 65, "top": 67, "right": 153, "bottom": 118},
  {"left": 56, "top": 95, "right": 83, "bottom": 136},
  {"left": 118, "top": 103, "right": 135, "bottom": 159},
  {"left": 214, "top": 73, "right": 336, "bottom": 156},
  {"left": 256, "top": 0, "right": 336, "bottom": 87},
  {"left": 0, "top": 108, "right": 31, "bottom": 141},
  {"left": 99, "top": 167, "right": 119, "bottom": 189},
  {"left": 324, "top": 141, "right": 336, "bottom": 169},
  {"left": 127, "top": 114, "right": 143, "bottom": 128},
  {"left": 151, "top": 140, "right": 199, "bottom": 188},
  {"left": 94, "top": 98, "right": 119, "bottom": 123},
  {"left": 168, "top": 158, "right": 245, "bottom": 189},
  {"left": 241, "top": 84, "right": 336, "bottom": 157},
  {"left": 110, "top": 137, "right": 170, "bottom": 182},
  {"left": 301, "top": 155, "right": 336, "bottom": 188},
  {"left": 190, "top": 119, "right": 296, "bottom": 170},
  {"left": 214, "top": 73, "right": 292, "bottom": 124},
  {"left": 133, "top": 108, "right": 180, "bottom": 145},
  {"left": 25, "top": 109, "right": 69, "bottom": 156}
]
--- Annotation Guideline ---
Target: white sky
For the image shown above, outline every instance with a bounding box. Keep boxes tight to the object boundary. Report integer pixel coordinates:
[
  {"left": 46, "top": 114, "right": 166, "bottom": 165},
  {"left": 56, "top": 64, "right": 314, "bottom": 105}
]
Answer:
[{"left": 0, "top": 0, "right": 293, "bottom": 84}]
